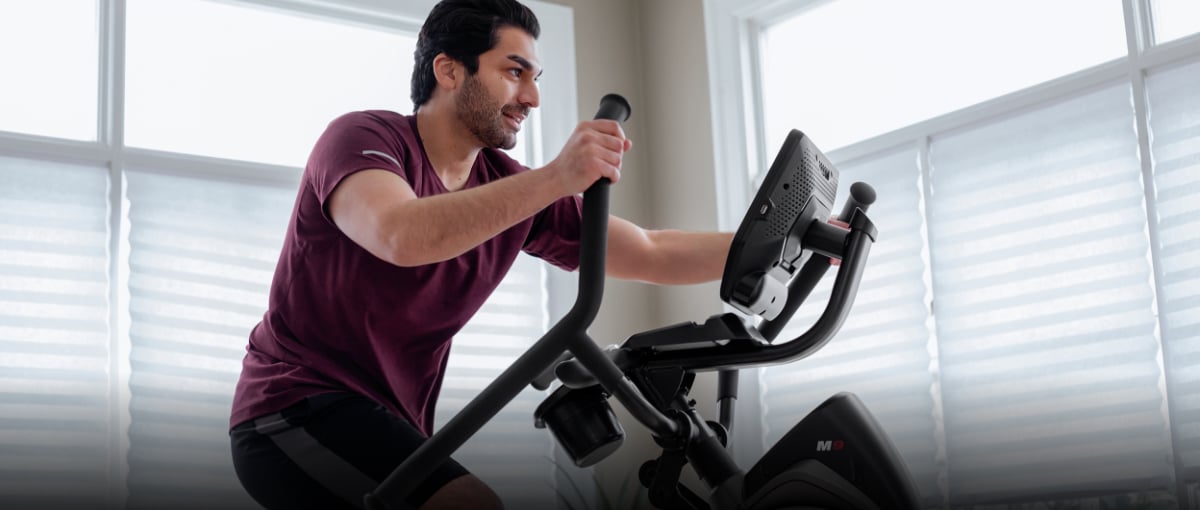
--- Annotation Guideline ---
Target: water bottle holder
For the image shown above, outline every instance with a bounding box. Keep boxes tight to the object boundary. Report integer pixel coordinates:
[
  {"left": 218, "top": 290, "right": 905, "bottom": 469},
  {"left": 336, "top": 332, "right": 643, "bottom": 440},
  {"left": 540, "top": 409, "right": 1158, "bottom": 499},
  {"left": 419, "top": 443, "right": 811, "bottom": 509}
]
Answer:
[{"left": 534, "top": 385, "right": 625, "bottom": 467}]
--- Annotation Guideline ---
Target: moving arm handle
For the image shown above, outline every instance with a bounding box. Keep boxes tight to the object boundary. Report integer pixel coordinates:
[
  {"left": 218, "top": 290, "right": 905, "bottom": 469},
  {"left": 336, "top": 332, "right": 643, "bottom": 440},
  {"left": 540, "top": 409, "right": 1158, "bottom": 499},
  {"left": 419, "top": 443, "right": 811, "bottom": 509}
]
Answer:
[
  {"left": 530, "top": 94, "right": 630, "bottom": 391},
  {"left": 541, "top": 93, "right": 681, "bottom": 437}
]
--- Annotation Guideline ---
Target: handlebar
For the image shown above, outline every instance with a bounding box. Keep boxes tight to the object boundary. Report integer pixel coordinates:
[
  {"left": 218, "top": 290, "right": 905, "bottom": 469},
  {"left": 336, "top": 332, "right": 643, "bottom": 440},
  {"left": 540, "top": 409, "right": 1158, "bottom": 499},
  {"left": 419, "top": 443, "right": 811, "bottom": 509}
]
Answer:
[
  {"left": 549, "top": 193, "right": 878, "bottom": 383},
  {"left": 530, "top": 180, "right": 881, "bottom": 500},
  {"left": 757, "top": 183, "right": 876, "bottom": 342},
  {"left": 643, "top": 209, "right": 876, "bottom": 371}
]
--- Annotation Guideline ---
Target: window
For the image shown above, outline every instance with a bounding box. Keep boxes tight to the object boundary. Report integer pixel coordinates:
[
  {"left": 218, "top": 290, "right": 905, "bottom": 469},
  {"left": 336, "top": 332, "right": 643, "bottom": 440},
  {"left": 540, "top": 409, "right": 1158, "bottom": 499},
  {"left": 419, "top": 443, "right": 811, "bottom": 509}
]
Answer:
[
  {"left": 1151, "top": 0, "right": 1200, "bottom": 45},
  {"left": 759, "top": 0, "right": 1127, "bottom": 154},
  {"left": 125, "top": 0, "right": 416, "bottom": 167},
  {"left": 0, "top": 1, "right": 578, "bottom": 508},
  {"left": 708, "top": 0, "right": 1200, "bottom": 507},
  {"left": 123, "top": 170, "right": 294, "bottom": 509},
  {"left": 1146, "top": 59, "right": 1200, "bottom": 486},
  {"left": 928, "top": 84, "right": 1169, "bottom": 500},
  {"left": 759, "top": 148, "right": 943, "bottom": 502},
  {"left": 0, "top": 157, "right": 111, "bottom": 509},
  {"left": 0, "top": 1, "right": 98, "bottom": 140}
]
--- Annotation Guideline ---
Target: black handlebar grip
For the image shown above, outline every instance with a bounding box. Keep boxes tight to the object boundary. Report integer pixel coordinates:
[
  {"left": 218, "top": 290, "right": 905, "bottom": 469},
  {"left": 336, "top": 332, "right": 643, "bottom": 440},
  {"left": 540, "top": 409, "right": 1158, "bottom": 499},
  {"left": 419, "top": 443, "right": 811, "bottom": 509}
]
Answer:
[
  {"left": 838, "top": 181, "right": 877, "bottom": 222},
  {"left": 594, "top": 93, "right": 631, "bottom": 122}
]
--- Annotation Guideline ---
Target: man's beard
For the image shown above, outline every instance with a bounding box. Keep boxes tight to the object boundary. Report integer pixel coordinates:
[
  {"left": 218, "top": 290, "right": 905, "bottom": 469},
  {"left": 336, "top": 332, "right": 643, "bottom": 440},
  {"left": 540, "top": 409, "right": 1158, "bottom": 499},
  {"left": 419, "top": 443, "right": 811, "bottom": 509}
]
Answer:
[{"left": 457, "top": 73, "right": 525, "bottom": 150}]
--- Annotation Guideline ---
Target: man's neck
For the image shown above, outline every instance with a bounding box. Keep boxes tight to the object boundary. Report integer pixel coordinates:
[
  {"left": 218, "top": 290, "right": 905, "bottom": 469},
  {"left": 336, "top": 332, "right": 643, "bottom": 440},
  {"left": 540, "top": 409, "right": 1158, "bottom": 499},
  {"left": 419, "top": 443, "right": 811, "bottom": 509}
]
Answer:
[{"left": 415, "top": 104, "right": 481, "bottom": 191}]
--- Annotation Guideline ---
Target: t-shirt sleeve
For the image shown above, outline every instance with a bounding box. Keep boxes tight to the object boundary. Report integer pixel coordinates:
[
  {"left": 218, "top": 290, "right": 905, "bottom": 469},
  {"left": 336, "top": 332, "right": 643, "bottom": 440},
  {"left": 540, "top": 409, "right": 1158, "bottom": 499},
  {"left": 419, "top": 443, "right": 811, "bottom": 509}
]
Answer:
[
  {"left": 523, "top": 194, "right": 583, "bottom": 271},
  {"left": 307, "top": 112, "right": 410, "bottom": 223}
]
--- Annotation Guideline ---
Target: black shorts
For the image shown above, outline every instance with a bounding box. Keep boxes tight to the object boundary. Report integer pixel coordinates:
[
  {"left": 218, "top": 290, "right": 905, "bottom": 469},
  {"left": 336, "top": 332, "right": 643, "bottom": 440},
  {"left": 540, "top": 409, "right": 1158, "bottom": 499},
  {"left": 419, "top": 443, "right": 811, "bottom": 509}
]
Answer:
[{"left": 230, "top": 392, "right": 470, "bottom": 510}]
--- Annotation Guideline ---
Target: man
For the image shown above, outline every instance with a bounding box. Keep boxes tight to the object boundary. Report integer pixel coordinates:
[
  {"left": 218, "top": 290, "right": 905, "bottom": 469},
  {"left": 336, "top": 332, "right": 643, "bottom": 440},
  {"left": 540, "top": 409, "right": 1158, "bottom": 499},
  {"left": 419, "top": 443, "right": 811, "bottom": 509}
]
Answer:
[{"left": 229, "top": 1, "right": 732, "bottom": 508}]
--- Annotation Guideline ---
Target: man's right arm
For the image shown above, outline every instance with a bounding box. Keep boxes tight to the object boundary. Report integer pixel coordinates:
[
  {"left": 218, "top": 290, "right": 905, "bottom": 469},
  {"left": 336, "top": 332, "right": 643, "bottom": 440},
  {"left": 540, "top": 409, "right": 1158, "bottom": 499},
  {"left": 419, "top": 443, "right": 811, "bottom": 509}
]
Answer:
[{"left": 326, "top": 119, "right": 630, "bottom": 267}]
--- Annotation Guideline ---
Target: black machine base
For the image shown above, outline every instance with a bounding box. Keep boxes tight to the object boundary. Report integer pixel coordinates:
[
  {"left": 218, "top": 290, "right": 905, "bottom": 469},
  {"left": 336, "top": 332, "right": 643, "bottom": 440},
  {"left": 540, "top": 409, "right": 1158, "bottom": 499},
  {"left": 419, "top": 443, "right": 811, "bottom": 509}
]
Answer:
[{"left": 742, "top": 393, "right": 921, "bottom": 509}]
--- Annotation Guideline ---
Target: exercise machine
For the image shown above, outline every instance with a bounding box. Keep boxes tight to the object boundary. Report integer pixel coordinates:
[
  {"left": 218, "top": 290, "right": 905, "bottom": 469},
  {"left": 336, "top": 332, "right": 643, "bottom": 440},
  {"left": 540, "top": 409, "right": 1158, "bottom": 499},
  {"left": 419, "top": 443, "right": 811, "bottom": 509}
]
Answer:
[{"left": 363, "top": 94, "right": 922, "bottom": 510}]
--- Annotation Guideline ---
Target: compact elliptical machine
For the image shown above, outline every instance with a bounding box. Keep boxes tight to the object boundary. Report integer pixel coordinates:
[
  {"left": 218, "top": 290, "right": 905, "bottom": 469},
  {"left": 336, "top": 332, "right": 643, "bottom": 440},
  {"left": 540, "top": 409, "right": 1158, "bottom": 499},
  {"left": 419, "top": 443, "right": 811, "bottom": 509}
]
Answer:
[{"left": 364, "top": 95, "right": 922, "bottom": 510}]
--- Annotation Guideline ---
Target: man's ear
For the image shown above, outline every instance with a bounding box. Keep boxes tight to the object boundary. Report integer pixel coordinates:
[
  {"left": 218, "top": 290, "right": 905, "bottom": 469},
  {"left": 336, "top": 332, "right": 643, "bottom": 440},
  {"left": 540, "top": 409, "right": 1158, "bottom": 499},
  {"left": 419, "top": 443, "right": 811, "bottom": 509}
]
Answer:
[{"left": 432, "top": 53, "right": 462, "bottom": 91}]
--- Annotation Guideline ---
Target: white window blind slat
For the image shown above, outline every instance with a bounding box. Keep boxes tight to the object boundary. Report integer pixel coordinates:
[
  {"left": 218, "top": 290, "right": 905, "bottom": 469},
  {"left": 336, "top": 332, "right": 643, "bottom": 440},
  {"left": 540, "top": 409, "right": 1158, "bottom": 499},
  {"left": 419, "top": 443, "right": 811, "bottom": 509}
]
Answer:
[
  {"left": 124, "top": 170, "right": 292, "bottom": 510},
  {"left": 0, "top": 157, "right": 112, "bottom": 508},
  {"left": 1147, "top": 59, "right": 1200, "bottom": 481},
  {"left": 760, "top": 148, "right": 943, "bottom": 506},
  {"left": 929, "top": 83, "right": 1172, "bottom": 502}
]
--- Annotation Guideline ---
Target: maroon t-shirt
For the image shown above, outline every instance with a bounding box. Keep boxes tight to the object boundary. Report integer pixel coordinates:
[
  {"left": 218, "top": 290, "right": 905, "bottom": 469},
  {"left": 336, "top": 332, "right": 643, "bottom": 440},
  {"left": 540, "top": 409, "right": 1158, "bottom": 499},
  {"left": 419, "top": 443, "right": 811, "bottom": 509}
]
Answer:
[{"left": 230, "top": 110, "right": 582, "bottom": 435}]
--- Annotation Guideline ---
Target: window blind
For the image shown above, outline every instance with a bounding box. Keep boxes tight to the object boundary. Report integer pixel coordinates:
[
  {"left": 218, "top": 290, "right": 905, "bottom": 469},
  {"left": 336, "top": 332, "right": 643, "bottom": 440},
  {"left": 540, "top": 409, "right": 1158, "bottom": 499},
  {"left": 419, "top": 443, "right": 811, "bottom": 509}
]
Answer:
[
  {"left": 928, "top": 83, "right": 1171, "bottom": 503},
  {"left": 123, "top": 170, "right": 292, "bottom": 509},
  {"left": 0, "top": 158, "right": 112, "bottom": 508},
  {"left": 435, "top": 252, "right": 555, "bottom": 508},
  {"left": 759, "top": 147, "right": 943, "bottom": 506},
  {"left": 1147, "top": 60, "right": 1200, "bottom": 482}
]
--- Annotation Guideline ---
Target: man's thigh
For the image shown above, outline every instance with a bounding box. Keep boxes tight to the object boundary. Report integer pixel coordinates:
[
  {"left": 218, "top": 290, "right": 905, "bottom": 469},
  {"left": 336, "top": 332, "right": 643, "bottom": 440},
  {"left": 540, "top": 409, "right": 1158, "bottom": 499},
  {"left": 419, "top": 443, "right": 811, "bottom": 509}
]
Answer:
[{"left": 230, "top": 392, "right": 480, "bottom": 509}]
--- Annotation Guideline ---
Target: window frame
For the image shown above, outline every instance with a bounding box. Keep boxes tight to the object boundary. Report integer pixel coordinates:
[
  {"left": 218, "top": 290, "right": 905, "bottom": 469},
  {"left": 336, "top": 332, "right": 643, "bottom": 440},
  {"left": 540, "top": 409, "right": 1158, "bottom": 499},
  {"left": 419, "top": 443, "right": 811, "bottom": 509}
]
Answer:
[
  {"left": 704, "top": 0, "right": 1200, "bottom": 505},
  {"left": 705, "top": 0, "right": 1200, "bottom": 214},
  {"left": 0, "top": 0, "right": 579, "bottom": 507}
]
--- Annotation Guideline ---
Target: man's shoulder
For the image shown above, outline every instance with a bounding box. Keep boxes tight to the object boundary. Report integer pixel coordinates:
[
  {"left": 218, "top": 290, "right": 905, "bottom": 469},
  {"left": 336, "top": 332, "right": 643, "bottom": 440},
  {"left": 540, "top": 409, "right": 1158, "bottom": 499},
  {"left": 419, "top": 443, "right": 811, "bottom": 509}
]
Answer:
[
  {"left": 317, "top": 109, "right": 422, "bottom": 159},
  {"left": 304, "top": 109, "right": 421, "bottom": 187},
  {"left": 329, "top": 109, "right": 413, "bottom": 135}
]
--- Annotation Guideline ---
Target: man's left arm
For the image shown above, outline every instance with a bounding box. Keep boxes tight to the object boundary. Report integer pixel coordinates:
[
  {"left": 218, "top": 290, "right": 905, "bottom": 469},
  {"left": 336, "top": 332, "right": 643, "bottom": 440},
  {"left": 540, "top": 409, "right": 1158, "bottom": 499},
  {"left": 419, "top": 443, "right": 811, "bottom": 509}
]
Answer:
[{"left": 606, "top": 215, "right": 733, "bottom": 285}]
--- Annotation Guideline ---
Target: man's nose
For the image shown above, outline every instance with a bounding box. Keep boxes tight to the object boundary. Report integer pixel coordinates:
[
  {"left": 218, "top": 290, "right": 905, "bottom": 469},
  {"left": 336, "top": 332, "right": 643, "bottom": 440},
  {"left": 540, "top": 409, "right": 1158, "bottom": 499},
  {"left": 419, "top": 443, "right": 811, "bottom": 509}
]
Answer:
[{"left": 519, "top": 80, "right": 540, "bottom": 109}]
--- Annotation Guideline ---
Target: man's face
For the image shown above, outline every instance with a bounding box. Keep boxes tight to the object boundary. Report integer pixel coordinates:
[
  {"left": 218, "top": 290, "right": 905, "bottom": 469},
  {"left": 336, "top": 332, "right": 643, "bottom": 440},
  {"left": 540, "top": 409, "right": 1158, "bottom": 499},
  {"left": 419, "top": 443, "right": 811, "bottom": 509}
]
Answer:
[{"left": 455, "top": 26, "right": 542, "bottom": 150}]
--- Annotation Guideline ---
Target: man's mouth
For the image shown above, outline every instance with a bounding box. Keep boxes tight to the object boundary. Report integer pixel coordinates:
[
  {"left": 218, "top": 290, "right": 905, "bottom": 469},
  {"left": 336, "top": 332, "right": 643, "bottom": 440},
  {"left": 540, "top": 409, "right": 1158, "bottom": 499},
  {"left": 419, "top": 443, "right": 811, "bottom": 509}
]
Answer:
[
  {"left": 502, "top": 106, "right": 528, "bottom": 130},
  {"left": 504, "top": 112, "right": 524, "bottom": 130}
]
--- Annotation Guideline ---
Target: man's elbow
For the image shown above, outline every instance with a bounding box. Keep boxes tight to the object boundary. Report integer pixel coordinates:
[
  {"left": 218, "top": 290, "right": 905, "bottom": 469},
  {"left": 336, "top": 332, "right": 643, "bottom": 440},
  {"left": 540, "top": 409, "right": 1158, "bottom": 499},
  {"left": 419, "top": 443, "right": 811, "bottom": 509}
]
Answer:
[{"left": 380, "top": 226, "right": 455, "bottom": 267}]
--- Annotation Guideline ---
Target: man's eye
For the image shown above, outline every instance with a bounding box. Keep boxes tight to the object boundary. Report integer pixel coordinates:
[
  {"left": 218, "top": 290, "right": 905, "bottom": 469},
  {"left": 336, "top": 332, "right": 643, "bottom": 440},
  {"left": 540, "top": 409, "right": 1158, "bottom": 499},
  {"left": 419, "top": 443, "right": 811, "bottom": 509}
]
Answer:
[{"left": 509, "top": 68, "right": 522, "bottom": 78}]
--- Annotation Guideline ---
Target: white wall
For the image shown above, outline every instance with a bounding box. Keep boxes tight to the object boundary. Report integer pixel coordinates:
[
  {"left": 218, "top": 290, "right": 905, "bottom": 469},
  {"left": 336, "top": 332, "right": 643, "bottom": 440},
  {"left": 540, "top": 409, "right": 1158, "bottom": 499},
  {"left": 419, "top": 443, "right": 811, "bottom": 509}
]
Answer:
[{"left": 541, "top": 0, "right": 724, "bottom": 333}]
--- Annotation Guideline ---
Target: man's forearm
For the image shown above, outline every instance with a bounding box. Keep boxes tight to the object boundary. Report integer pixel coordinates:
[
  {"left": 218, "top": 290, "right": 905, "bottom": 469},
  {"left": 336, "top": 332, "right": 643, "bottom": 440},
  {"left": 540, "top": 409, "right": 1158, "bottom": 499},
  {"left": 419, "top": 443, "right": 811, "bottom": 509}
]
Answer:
[
  {"left": 638, "top": 230, "right": 733, "bottom": 285},
  {"left": 605, "top": 216, "right": 733, "bottom": 284},
  {"left": 384, "top": 167, "right": 565, "bottom": 266},
  {"left": 605, "top": 216, "right": 853, "bottom": 284}
]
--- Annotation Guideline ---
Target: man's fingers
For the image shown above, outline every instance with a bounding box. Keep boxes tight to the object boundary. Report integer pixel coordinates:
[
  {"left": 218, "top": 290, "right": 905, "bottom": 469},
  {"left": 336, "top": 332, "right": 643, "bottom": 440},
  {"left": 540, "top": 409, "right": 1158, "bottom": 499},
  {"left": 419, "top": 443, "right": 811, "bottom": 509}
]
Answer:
[
  {"left": 577, "top": 127, "right": 625, "bottom": 153},
  {"left": 588, "top": 119, "right": 625, "bottom": 138},
  {"left": 596, "top": 148, "right": 622, "bottom": 169},
  {"left": 586, "top": 120, "right": 630, "bottom": 152},
  {"left": 563, "top": 120, "right": 630, "bottom": 191}
]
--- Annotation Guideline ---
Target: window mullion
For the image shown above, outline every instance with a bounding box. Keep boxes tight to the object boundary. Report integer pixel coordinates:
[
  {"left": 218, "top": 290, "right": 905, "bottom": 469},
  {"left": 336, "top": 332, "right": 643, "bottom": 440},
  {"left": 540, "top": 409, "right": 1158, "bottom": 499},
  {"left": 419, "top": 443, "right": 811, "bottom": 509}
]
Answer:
[
  {"left": 99, "top": 0, "right": 124, "bottom": 150},
  {"left": 1126, "top": 0, "right": 1188, "bottom": 505},
  {"left": 917, "top": 134, "right": 950, "bottom": 509},
  {"left": 1130, "top": 0, "right": 1156, "bottom": 52},
  {"left": 745, "top": 17, "right": 768, "bottom": 190},
  {"left": 98, "top": 0, "right": 131, "bottom": 508}
]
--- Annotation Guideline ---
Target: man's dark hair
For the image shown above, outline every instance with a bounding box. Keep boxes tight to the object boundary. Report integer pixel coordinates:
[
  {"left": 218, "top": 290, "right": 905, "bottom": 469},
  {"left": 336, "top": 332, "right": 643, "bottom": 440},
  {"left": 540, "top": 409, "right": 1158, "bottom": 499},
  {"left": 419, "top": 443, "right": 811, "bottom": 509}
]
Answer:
[{"left": 411, "top": 0, "right": 540, "bottom": 111}]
